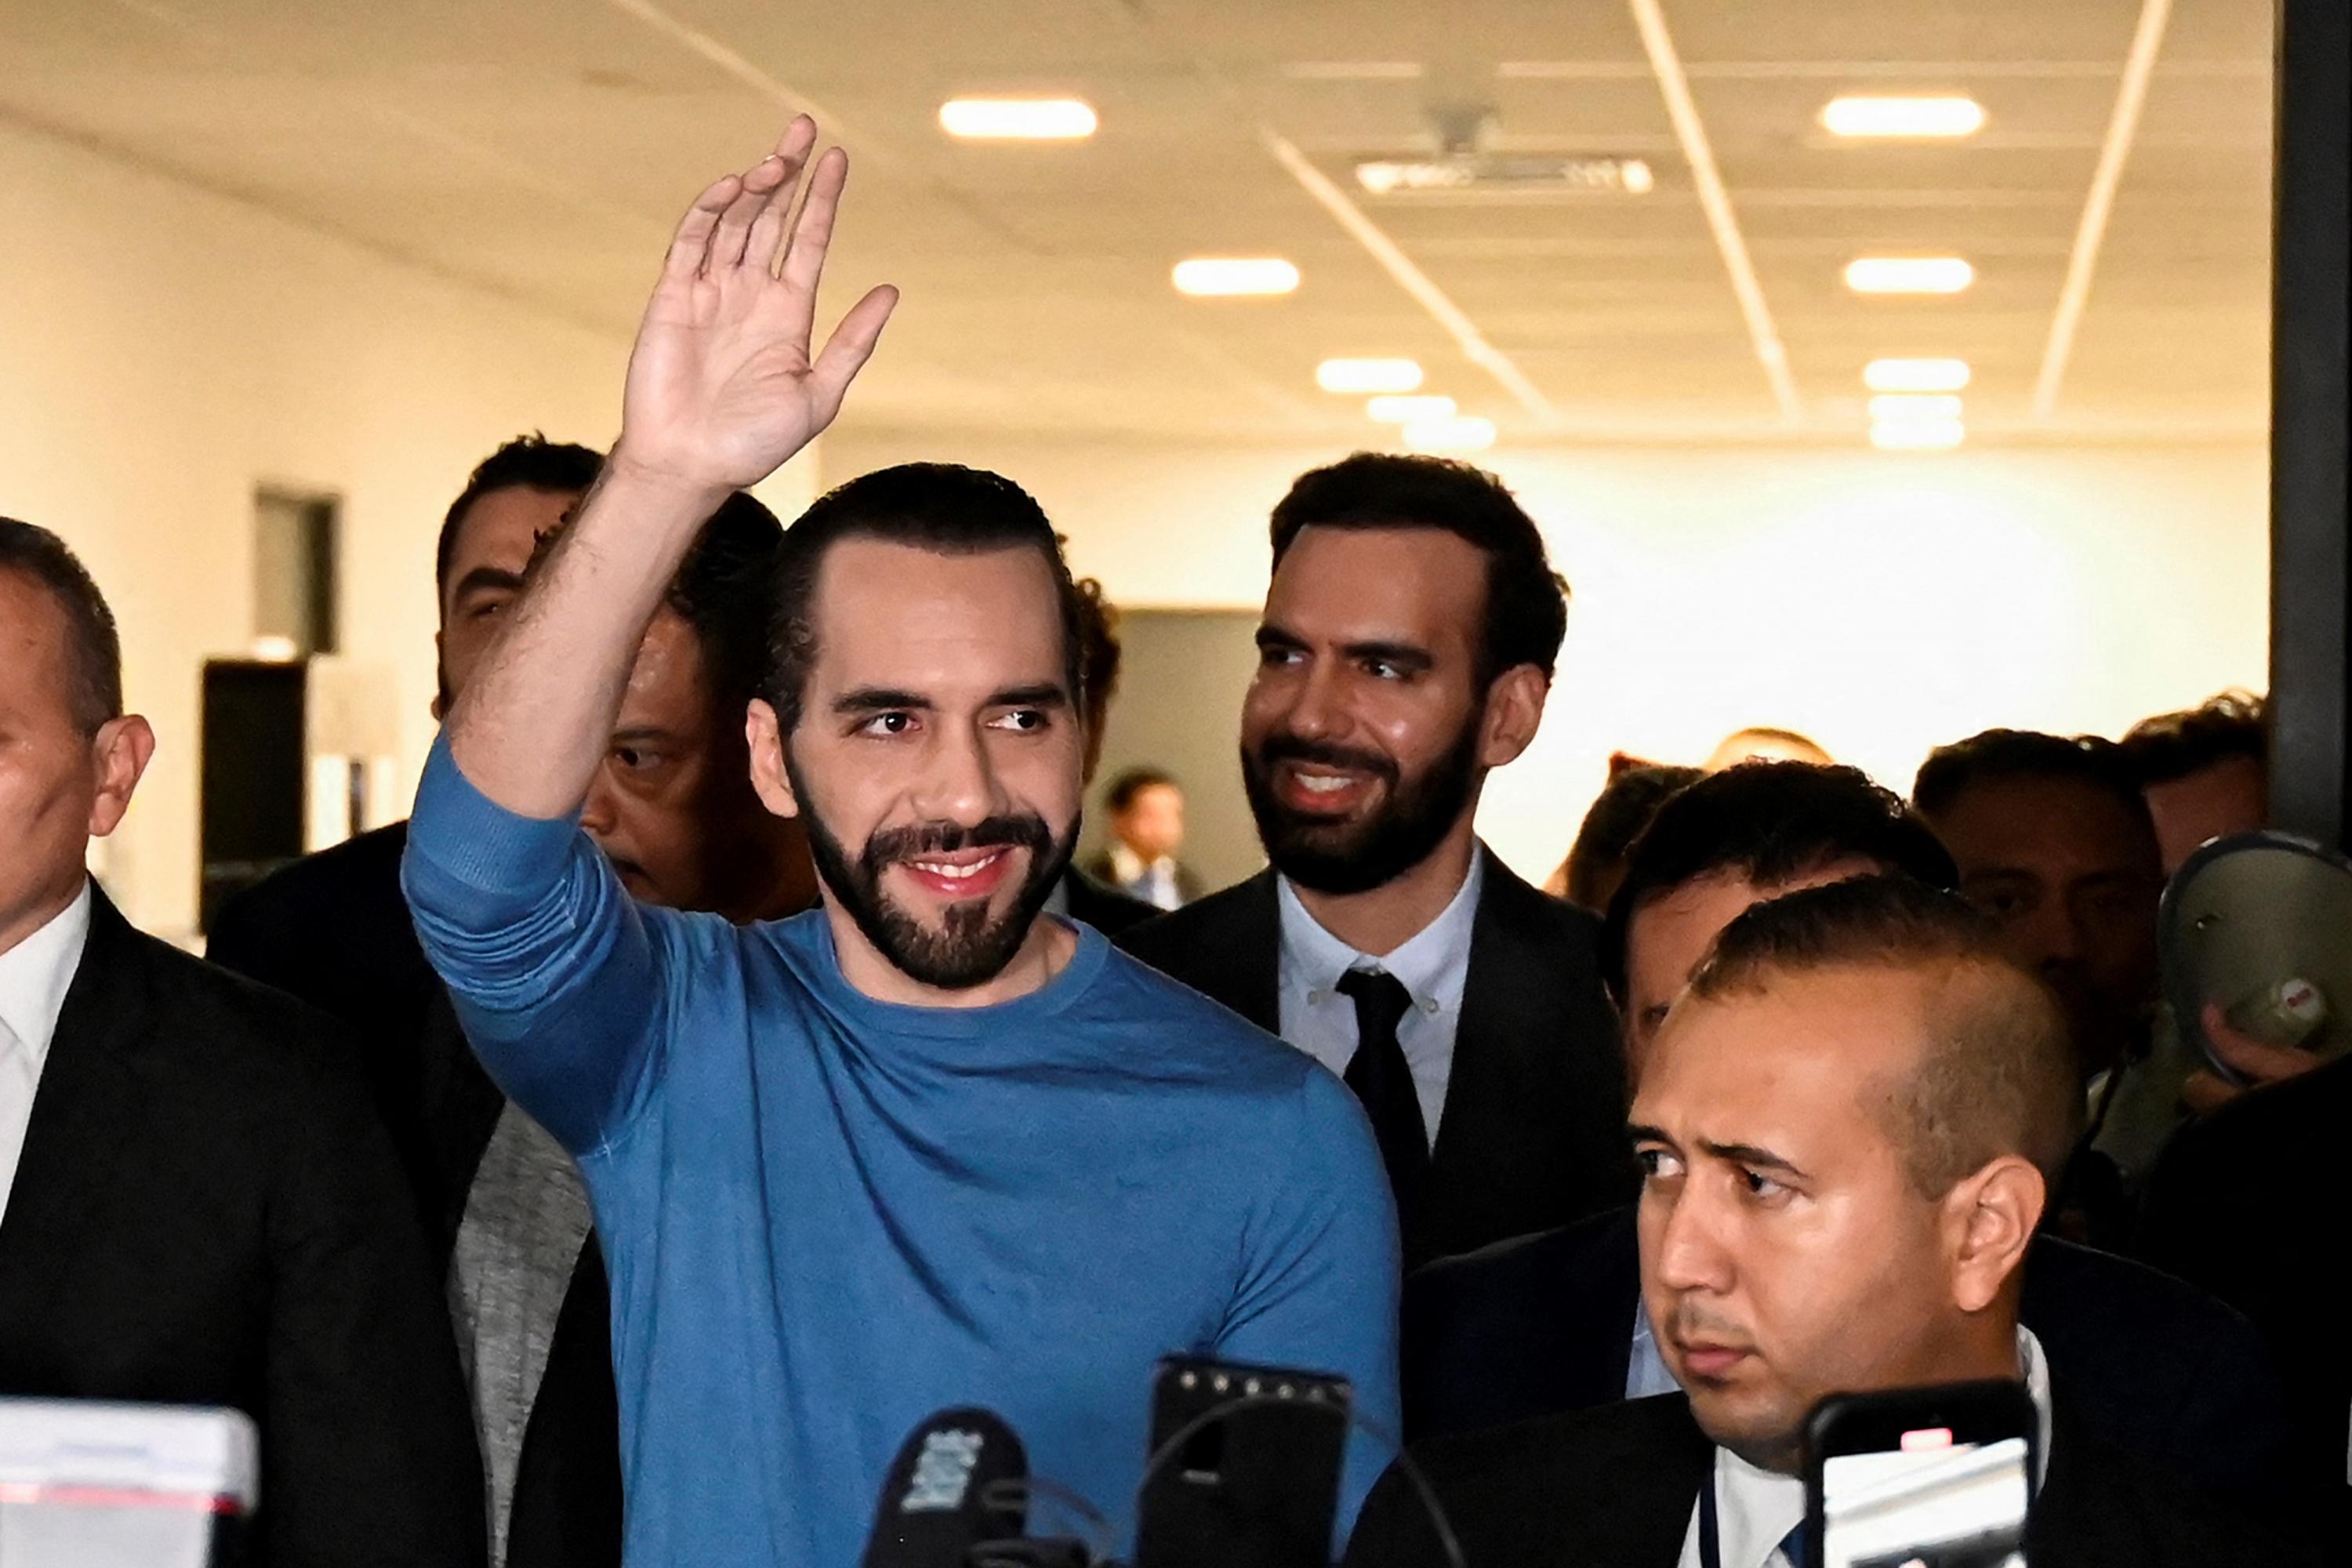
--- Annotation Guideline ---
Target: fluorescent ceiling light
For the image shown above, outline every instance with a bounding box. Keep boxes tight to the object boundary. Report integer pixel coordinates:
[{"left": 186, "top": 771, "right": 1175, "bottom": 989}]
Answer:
[
  {"left": 1171, "top": 258, "right": 1301, "bottom": 297},
  {"left": 1864, "top": 358, "right": 1972, "bottom": 392},
  {"left": 1845, "top": 257, "right": 1975, "bottom": 295},
  {"left": 1316, "top": 358, "right": 1424, "bottom": 394},
  {"left": 1367, "top": 394, "right": 1457, "bottom": 423},
  {"left": 938, "top": 98, "right": 1098, "bottom": 140},
  {"left": 1870, "top": 418, "right": 1965, "bottom": 451},
  {"left": 1821, "top": 96, "right": 1987, "bottom": 139},
  {"left": 1403, "top": 415, "right": 1497, "bottom": 453},
  {"left": 1868, "top": 394, "right": 1965, "bottom": 422}
]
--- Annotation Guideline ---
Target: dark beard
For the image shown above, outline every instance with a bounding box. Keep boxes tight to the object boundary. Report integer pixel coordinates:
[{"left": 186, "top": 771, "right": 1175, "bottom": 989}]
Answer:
[
  {"left": 787, "top": 758, "right": 1076, "bottom": 989},
  {"left": 1240, "top": 712, "right": 1485, "bottom": 896}
]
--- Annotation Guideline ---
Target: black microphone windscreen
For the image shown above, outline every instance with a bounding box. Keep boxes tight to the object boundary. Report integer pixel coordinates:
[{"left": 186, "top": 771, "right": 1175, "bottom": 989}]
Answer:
[{"left": 860, "top": 1407, "right": 1029, "bottom": 1568}]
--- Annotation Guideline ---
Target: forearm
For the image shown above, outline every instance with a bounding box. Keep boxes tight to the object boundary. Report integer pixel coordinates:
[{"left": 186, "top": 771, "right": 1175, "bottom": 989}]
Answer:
[{"left": 446, "top": 454, "right": 730, "bottom": 818}]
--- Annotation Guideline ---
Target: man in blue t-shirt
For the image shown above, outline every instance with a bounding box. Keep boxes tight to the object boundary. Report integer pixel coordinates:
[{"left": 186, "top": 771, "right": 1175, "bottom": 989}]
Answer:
[{"left": 401, "top": 118, "right": 1399, "bottom": 1568}]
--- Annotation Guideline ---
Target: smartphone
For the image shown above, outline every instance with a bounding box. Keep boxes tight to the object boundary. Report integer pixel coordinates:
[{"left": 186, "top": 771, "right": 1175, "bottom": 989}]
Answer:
[
  {"left": 1802, "top": 1380, "right": 2036, "bottom": 1568},
  {"left": 1132, "top": 1356, "right": 1351, "bottom": 1568}
]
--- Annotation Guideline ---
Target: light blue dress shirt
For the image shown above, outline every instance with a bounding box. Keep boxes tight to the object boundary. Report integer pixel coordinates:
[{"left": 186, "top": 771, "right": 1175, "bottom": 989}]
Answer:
[{"left": 1275, "top": 851, "right": 1486, "bottom": 1151}]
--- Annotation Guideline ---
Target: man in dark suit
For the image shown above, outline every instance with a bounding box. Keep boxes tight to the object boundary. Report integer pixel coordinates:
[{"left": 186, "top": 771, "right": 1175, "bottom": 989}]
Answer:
[
  {"left": 1349, "top": 878, "right": 2315, "bottom": 1567},
  {"left": 1082, "top": 767, "right": 1204, "bottom": 911},
  {"left": 1122, "top": 453, "right": 1629, "bottom": 1269},
  {"left": 1406, "top": 762, "right": 2292, "bottom": 1508},
  {"left": 207, "top": 439, "right": 815, "bottom": 1568},
  {"left": 0, "top": 519, "right": 482, "bottom": 1566},
  {"left": 2140, "top": 1054, "right": 2352, "bottom": 1523},
  {"left": 1051, "top": 584, "right": 1181, "bottom": 937}
]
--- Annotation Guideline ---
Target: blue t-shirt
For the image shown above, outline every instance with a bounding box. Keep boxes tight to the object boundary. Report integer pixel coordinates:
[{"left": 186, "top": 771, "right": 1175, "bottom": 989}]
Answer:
[{"left": 401, "top": 741, "right": 1401, "bottom": 1568}]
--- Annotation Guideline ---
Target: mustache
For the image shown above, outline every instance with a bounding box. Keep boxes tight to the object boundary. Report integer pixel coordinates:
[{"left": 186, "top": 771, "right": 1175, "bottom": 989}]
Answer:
[
  {"left": 1251, "top": 733, "right": 1399, "bottom": 786},
  {"left": 862, "top": 815, "right": 1054, "bottom": 869}
]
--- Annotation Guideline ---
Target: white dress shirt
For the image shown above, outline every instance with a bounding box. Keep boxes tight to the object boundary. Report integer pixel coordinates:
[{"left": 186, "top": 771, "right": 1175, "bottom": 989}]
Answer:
[
  {"left": 0, "top": 882, "right": 94, "bottom": 1223},
  {"left": 1673, "top": 1327, "right": 2055, "bottom": 1568},
  {"left": 1275, "top": 851, "right": 1484, "bottom": 1151},
  {"left": 1105, "top": 844, "right": 1185, "bottom": 912}
]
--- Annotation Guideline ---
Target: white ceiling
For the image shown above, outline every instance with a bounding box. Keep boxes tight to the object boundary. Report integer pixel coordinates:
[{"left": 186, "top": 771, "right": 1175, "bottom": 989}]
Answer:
[{"left": 0, "top": 0, "right": 2274, "bottom": 445}]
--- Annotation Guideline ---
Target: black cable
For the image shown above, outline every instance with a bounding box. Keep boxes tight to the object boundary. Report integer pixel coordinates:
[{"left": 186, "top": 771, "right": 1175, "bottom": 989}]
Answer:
[
  {"left": 1118, "top": 1390, "right": 1470, "bottom": 1568},
  {"left": 980, "top": 1475, "right": 1118, "bottom": 1564}
]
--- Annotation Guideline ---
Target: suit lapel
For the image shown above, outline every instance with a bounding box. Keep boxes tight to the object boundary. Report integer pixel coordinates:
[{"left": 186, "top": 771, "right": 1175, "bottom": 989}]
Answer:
[
  {"left": 1417, "top": 852, "right": 1564, "bottom": 1258},
  {"left": 413, "top": 987, "right": 507, "bottom": 1261},
  {"left": 0, "top": 890, "right": 151, "bottom": 1335},
  {"left": 1180, "top": 872, "right": 1283, "bottom": 1033}
]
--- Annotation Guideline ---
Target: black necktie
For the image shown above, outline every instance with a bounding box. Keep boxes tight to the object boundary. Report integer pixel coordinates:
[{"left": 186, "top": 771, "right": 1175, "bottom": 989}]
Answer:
[{"left": 1334, "top": 968, "right": 1430, "bottom": 1204}]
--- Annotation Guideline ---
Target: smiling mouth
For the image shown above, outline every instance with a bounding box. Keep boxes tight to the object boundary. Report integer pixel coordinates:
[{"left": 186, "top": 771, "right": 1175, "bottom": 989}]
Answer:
[
  {"left": 895, "top": 846, "right": 1018, "bottom": 901},
  {"left": 1275, "top": 760, "right": 1381, "bottom": 815}
]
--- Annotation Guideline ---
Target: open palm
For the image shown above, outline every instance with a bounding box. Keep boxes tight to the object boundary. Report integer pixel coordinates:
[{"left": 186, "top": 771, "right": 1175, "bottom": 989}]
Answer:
[{"left": 619, "top": 117, "right": 898, "bottom": 494}]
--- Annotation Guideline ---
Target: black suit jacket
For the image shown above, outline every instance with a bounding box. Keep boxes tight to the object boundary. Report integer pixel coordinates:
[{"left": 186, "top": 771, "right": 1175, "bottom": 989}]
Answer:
[
  {"left": 1061, "top": 868, "right": 1163, "bottom": 936},
  {"left": 1119, "top": 851, "right": 1634, "bottom": 1269},
  {"left": 0, "top": 888, "right": 485, "bottom": 1567},
  {"left": 1400, "top": 1206, "right": 2293, "bottom": 1509},
  {"left": 1345, "top": 1388, "right": 2321, "bottom": 1568},
  {"left": 209, "top": 825, "right": 622, "bottom": 1568},
  {"left": 2140, "top": 1056, "right": 2352, "bottom": 1517}
]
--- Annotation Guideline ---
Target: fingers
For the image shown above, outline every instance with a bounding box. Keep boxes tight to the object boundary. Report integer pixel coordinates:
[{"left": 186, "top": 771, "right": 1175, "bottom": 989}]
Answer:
[
  {"left": 2180, "top": 1070, "right": 2243, "bottom": 1117},
  {"left": 709, "top": 117, "right": 819, "bottom": 274},
  {"left": 779, "top": 145, "right": 852, "bottom": 303},
  {"left": 659, "top": 173, "right": 742, "bottom": 285},
  {"left": 808, "top": 284, "right": 901, "bottom": 419},
  {"left": 746, "top": 118, "right": 820, "bottom": 273},
  {"left": 2198, "top": 1001, "right": 2323, "bottom": 1087}
]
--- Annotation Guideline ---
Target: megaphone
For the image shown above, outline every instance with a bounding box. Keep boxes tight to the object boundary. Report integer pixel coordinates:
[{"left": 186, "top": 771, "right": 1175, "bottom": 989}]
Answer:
[
  {"left": 2091, "top": 829, "right": 2352, "bottom": 1184},
  {"left": 2161, "top": 829, "right": 2352, "bottom": 1080}
]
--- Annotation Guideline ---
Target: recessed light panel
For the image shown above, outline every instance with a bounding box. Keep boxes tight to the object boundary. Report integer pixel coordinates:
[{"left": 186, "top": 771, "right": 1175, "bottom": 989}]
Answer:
[
  {"left": 1868, "top": 394, "right": 1965, "bottom": 422},
  {"left": 938, "top": 99, "right": 1098, "bottom": 140},
  {"left": 1846, "top": 257, "right": 1975, "bottom": 295},
  {"left": 1821, "top": 96, "right": 1987, "bottom": 139},
  {"left": 1171, "top": 258, "right": 1301, "bottom": 297}
]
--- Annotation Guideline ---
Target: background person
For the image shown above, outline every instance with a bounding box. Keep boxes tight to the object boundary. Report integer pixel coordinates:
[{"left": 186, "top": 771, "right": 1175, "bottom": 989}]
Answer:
[
  {"left": 1350, "top": 878, "right": 2315, "bottom": 1568},
  {"left": 1125, "top": 452, "right": 1633, "bottom": 1271},
  {"left": 0, "top": 519, "right": 484, "bottom": 1568}
]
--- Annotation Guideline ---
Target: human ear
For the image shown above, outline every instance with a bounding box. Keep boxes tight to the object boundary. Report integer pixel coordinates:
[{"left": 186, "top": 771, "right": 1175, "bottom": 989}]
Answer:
[
  {"left": 1945, "top": 1155, "right": 2045, "bottom": 1314},
  {"left": 745, "top": 699, "right": 800, "bottom": 819},
  {"left": 1478, "top": 665, "right": 1550, "bottom": 768},
  {"left": 88, "top": 715, "right": 156, "bottom": 837}
]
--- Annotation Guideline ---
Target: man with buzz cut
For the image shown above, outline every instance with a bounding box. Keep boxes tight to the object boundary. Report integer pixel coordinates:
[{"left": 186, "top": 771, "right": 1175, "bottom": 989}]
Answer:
[
  {"left": 1347, "top": 877, "right": 2318, "bottom": 1568},
  {"left": 401, "top": 118, "right": 1397, "bottom": 1568}
]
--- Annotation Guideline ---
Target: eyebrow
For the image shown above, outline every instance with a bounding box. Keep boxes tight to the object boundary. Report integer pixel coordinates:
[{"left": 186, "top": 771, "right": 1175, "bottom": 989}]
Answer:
[
  {"left": 1627, "top": 1123, "right": 1807, "bottom": 1177},
  {"left": 1699, "top": 1139, "right": 1807, "bottom": 1179},
  {"left": 834, "top": 688, "right": 932, "bottom": 717},
  {"left": 989, "top": 683, "right": 1070, "bottom": 710},
  {"left": 448, "top": 566, "right": 524, "bottom": 604},
  {"left": 1254, "top": 622, "right": 1436, "bottom": 672},
  {"left": 1341, "top": 639, "right": 1434, "bottom": 673}
]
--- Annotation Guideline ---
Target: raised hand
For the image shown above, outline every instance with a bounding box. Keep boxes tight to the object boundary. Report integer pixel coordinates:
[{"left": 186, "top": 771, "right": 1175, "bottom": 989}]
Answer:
[{"left": 614, "top": 117, "right": 898, "bottom": 497}]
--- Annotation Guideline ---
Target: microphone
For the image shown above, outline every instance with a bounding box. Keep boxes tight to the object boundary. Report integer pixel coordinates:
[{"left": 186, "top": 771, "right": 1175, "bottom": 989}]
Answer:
[{"left": 861, "top": 1407, "right": 1029, "bottom": 1568}]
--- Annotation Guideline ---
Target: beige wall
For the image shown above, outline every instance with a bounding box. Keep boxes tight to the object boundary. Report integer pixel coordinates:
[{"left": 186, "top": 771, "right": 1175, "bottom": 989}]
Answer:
[
  {"left": 0, "top": 119, "right": 633, "bottom": 936},
  {"left": 822, "top": 432, "right": 2269, "bottom": 884}
]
